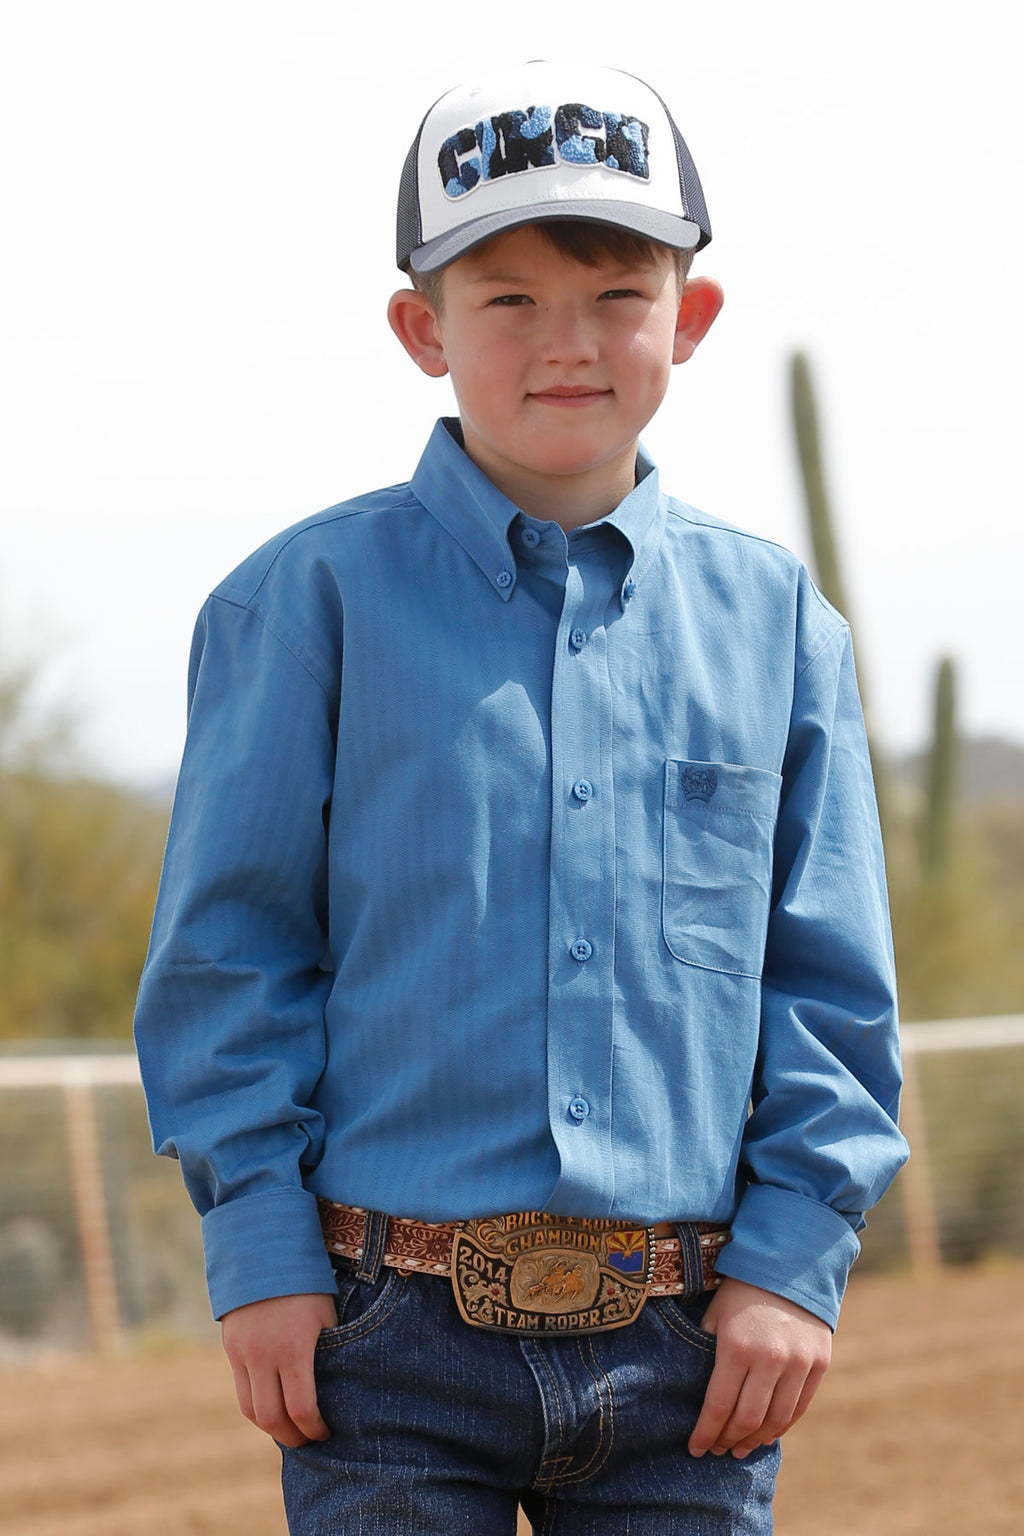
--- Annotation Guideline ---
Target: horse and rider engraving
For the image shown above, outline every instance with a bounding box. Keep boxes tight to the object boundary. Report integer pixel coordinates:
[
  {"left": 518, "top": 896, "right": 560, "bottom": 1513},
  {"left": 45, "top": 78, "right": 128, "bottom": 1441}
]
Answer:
[{"left": 522, "top": 1259, "right": 588, "bottom": 1305}]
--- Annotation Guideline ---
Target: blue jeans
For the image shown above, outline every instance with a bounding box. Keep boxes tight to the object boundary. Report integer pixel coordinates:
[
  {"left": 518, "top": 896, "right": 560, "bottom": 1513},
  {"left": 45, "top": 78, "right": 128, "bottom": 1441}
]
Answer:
[{"left": 281, "top": 1248, "right": 779, "bottom": 1534}]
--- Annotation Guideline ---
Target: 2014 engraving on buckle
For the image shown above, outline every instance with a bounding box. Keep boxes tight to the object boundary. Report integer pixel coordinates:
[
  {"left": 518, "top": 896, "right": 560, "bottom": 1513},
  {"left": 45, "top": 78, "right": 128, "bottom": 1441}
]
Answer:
[{"left": 451, "top": 1213, "right": 653, "bottom": 1335}]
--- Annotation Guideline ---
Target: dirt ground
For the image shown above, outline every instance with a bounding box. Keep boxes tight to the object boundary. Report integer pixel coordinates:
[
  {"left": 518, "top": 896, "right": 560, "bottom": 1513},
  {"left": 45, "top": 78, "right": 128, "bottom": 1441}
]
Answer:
[{"left": 3, "top": 1263, "right": 1021, "bottom": 1535}]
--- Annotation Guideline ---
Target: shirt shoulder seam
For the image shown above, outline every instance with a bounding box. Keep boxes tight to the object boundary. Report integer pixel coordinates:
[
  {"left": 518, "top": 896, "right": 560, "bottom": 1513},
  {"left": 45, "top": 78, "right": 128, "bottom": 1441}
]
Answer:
[
  {"left": 795, "top": 618, "right": 849, "bottom": 682},
  {"left": 208, "top": 590, "right": 333, "bottom": 699},
  {"left": 664, "top": 502, "right": 796, "bottom": 555},
  {"left": 232, "top": 488, "right": 420, "bottom": 608}
]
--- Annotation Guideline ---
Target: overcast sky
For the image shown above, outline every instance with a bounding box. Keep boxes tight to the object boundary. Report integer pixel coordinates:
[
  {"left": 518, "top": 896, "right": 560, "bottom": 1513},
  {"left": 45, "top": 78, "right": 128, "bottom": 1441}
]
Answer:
[{"left": 2, "top": 1, "right": 1021, "bottom": 785}]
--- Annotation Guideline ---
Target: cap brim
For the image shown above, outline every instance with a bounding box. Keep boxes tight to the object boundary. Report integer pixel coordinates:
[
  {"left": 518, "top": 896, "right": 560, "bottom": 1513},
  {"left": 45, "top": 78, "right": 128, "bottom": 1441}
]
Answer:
[{"left": 408, "top": 201, "right": 704, "bottom": 274}]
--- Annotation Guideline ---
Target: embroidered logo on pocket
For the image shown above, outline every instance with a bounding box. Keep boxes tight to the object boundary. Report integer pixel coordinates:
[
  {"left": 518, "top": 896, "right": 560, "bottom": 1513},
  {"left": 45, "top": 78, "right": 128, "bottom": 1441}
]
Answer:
[
  {"left": 680, "top": 766, "right": 718, "bottom": 804},
  {"left": 663, "top": 758, "right": 782, "bottom": 976}
]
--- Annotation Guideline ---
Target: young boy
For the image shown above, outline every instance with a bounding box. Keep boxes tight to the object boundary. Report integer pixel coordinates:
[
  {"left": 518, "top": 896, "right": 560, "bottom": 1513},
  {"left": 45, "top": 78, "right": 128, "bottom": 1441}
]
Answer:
[{"left": 135, "top": 61, "right": 908, "bottom": 1534}]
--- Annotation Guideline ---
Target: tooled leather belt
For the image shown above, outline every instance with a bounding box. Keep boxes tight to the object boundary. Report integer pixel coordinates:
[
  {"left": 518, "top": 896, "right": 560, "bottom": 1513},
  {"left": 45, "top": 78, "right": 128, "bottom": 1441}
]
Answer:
[{"left": 318, "top": 1199, "right": 729, "bottom": 1337}]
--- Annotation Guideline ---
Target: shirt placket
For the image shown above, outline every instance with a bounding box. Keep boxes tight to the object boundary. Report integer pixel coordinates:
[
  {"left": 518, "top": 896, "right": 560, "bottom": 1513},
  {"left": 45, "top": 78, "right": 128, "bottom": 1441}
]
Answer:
[{"left": 545, "top": 541, "right": 618, "bottom": 1212}]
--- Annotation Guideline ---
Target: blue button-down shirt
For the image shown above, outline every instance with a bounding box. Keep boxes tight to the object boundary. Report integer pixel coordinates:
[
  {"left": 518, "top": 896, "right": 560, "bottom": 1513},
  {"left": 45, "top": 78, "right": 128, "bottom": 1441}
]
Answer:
[{"left": 135, "top": 419, "right": 907, "bottom": 1325}]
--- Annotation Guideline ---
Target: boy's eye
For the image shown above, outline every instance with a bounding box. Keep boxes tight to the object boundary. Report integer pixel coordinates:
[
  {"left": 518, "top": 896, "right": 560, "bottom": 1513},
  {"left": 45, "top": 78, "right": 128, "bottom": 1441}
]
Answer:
[
  {"left": 489, "top": 293, "right": 533, "bottom": 307},
  {"left": 600, "top": 288, "right": 642, "bottom": 301}
]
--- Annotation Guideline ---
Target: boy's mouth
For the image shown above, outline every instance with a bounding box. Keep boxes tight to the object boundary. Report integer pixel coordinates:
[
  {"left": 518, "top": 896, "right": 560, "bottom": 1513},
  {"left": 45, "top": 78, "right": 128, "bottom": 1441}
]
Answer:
[{"left": 528, "top": 385, "right": 610, "bottom": 406}]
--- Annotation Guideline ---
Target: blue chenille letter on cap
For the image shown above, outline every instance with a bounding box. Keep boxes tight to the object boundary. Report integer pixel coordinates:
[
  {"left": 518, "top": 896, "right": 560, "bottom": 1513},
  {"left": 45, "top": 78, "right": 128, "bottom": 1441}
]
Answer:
[
  {"left": 603, "top": 112, "right": 650, "bottom": 177},
  {"left": 555, "top": 102, "right": 606, "bottom": 164},
  {"left": 438, "top": 126, "right": 481, "bottom": 198},
  {"left": 488, "top": 108, "right": 555, "bottom": 176}
]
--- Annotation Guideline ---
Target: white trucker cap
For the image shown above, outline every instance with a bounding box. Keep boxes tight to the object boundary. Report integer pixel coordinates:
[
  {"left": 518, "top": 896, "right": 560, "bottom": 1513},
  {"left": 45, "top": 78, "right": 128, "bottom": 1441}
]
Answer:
[{"left": 396, "top": 61, "right": 711, "bottom": 273}]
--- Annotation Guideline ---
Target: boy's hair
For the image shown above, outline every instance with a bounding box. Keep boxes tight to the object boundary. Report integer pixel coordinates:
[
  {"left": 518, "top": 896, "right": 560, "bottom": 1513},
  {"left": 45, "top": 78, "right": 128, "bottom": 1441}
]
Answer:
[{"left": 410, "top": 220, "right": 694, "bottom": 314}]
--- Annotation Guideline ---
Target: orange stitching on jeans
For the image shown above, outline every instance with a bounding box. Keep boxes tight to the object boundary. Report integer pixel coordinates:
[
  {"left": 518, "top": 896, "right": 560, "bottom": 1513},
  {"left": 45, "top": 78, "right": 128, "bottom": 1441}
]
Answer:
[
  {"left": 532, "top": 1347, "right": 568, "bottom": 1487},
  {"left": 533, "top": 1338, "right": 615, "bottom": 1489},
  {"left": 543, "top": 1338, "right": 614, "bottom": 1486},
  {"left": 653, "top": 1296, "right": 717, "bottom": 1355},
  {"left": 313, "top": 1272, "right": 409, "bottom": 1352}
]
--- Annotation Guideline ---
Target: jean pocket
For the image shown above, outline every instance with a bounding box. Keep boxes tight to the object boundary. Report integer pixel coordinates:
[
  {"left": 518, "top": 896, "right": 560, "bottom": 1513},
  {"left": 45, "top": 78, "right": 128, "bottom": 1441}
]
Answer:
[
  {"left": 654, "top": 1291, "right": 719, "bottom": 1354},
  {"left": 662, "top": 759, "right": 782, "bottom": 977},
  {"left": 315, "top": 1265, "right": 407, "bottom": 1352}
]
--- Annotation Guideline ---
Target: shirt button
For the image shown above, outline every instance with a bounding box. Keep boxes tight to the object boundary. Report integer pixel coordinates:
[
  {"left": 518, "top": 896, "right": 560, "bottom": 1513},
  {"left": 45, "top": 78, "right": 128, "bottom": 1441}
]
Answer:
[
  {"left": 570, "top": 628, "right": 588, "bottom": 652},
  {"left": 623, "top": 577, "right": 637, "bottom": 603},
  {"left": 521, "top": 527, "right": 540, "bottom": 548},
  {"left": 569, "top": 1096, "right": 591, "bottom": 1121},
  {"left": 570, "top": 938, "right": 593, "bottom": 963},
  {"left": 572, "top": 779, "right": 594, "bottom": 803},
  {"left": 495, "top": 568, "right": 513, "bottom": 590}
]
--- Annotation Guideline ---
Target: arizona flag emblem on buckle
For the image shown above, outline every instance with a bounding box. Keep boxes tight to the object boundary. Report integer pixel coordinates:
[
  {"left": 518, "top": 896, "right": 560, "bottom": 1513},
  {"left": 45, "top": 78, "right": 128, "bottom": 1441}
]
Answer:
[{"left": 451, "top": 1213, "right": 653, "bottom": 1335}]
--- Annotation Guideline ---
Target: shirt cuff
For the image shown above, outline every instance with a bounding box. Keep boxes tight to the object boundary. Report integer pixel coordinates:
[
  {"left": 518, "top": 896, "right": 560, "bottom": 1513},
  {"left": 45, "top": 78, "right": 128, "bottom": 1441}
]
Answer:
[
  {"left": 201, "top": 1187, "right": 337, "bottom": 1319},
  {"left": 714, "top": 1184, "right": 861, "bottom": 1330}
]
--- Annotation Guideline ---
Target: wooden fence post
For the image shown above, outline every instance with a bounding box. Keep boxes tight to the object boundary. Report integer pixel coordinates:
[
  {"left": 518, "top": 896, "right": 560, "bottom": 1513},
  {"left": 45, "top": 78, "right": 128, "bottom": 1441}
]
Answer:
[
  {"left": 63, "top": 1075, "right": 123, "bottom": 1352},
  {"left": 898, "top": 1036, "right": 942, "bottom": 1274}
]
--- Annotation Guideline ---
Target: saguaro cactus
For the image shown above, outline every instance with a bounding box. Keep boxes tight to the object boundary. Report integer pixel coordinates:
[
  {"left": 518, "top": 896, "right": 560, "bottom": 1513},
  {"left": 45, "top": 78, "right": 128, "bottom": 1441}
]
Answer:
[
  {"left": 922, "top": 656, "right": 958, "bottom": 880},
  {"left": 790, "top": 351, "right": 851, "bottom": 621},
  {"left": 789, "top": 351, "right": 890, "bottom": 839}
]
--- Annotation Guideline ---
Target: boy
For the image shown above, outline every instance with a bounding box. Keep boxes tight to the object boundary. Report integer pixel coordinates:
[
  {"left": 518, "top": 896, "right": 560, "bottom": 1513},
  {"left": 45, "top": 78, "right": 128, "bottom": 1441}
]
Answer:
[{"left": 135, "top": 61, "right": 908, "bottom": 1534}]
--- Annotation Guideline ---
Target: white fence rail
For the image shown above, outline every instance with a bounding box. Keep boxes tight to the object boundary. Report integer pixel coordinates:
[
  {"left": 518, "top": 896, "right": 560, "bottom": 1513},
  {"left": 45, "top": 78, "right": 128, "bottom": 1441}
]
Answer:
[
  {"left": 1, "top": 1018, "right": 1022, "bottom": 1353},
  {"left": 900, "top": 1014, "right": 1024, "bottom": 1053}
]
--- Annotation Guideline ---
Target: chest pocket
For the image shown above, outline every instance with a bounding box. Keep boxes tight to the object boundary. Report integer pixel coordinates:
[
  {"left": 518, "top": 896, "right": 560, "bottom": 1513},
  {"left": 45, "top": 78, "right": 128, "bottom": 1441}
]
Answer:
[{"left": 662, "top": 759, "right": 782, "bottom": 977}]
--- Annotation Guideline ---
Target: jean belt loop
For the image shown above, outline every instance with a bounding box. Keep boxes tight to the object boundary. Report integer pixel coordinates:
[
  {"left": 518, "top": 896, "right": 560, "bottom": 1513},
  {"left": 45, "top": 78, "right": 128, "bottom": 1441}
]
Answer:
[
  {"left": 672, "top": 1221, "right": 704, "bottom": 1300},
  {"left": 356, "top": 1209, "right": 388, "bottom": 1282}
]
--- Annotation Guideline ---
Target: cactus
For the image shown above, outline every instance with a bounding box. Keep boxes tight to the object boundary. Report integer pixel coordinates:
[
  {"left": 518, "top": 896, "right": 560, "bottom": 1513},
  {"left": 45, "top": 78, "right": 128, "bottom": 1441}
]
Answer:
[
  {"left": 789, "top": 351, "right": 890, "bottom": 838},
  {"left": 922, "top": 656, "right": 958, "bottom": 880},
  {"left": 790, "top": 352, "right": 851, "bottom": 620}
]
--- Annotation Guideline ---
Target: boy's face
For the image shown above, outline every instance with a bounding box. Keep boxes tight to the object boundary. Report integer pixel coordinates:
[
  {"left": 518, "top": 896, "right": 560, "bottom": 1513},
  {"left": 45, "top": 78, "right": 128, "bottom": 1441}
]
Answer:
[{"left": 389, "top": 226, "right": 722, "bottom": 525}]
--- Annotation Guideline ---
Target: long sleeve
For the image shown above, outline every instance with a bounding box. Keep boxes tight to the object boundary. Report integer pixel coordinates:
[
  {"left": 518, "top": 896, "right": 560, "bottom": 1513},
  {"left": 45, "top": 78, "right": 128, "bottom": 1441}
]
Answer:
[
  {"left": 715, "top": 624, "right": 909, "bottom": 1327},
  {"left": 134, "top": 594, "right": 339, "bottom": 1317}
]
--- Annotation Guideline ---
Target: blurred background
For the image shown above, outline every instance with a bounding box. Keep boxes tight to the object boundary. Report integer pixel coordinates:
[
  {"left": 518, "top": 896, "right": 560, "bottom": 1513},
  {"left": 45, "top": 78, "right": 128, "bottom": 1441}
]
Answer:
[{"left": 1, "top": 3, "right": 1022, "bottom": 1533}]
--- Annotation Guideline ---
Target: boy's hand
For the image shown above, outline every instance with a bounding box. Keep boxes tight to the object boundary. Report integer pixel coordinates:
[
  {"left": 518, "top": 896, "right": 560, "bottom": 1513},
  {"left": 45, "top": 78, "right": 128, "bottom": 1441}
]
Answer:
[
  {"left": 221, "top": 1292, "right": 338, "bottom": 1447},
  {"left": 687, "top": 1277, "right": 831, "bottom": 1460}
]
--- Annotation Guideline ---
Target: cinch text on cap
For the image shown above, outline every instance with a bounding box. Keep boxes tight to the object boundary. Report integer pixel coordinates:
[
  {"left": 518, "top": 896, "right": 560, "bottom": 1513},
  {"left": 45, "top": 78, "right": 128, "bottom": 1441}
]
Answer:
[{"left": 438, "top": 103, "right": 651, "bottom": 199}]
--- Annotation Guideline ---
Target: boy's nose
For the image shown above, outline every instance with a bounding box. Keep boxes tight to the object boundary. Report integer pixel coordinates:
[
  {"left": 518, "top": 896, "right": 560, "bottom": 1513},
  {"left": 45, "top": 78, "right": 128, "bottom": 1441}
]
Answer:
[{"left": 538, "top": 304, "right": 599, "bottom": 365}]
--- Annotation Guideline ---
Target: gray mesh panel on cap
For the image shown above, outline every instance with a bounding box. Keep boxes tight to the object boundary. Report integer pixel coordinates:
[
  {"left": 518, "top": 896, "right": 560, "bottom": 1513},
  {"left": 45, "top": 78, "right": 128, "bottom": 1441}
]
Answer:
[
  {"left": 668, "top": 120, "right": 710, "bottom": 249},
  {"left": 641, "top": 77, "right": 711, "bottom": 250},
  {"left": 396, "top": 125, "right": 425, "bottom": 271}
]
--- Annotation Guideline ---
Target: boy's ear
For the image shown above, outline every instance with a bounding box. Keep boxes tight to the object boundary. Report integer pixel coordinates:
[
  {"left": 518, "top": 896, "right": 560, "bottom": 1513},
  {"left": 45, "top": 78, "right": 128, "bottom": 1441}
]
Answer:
[
  {"left": 387, "top": 288, "right": 449, "bottom": 378},
  {"left": 672, "top": 276, "right": 724, "bottom": 365}
]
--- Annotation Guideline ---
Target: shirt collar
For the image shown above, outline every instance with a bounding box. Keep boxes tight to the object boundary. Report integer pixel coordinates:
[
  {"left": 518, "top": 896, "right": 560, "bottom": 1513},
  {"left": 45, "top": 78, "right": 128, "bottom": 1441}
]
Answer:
[
  {"left": 602, "top": 445, "right": 664, "bottom": 609},
  {"left": 410, "top": 420, "right": 522, "bottom": 602},
  {"left": 410, "top": 418, "right": 664, "bottom": 606}
]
